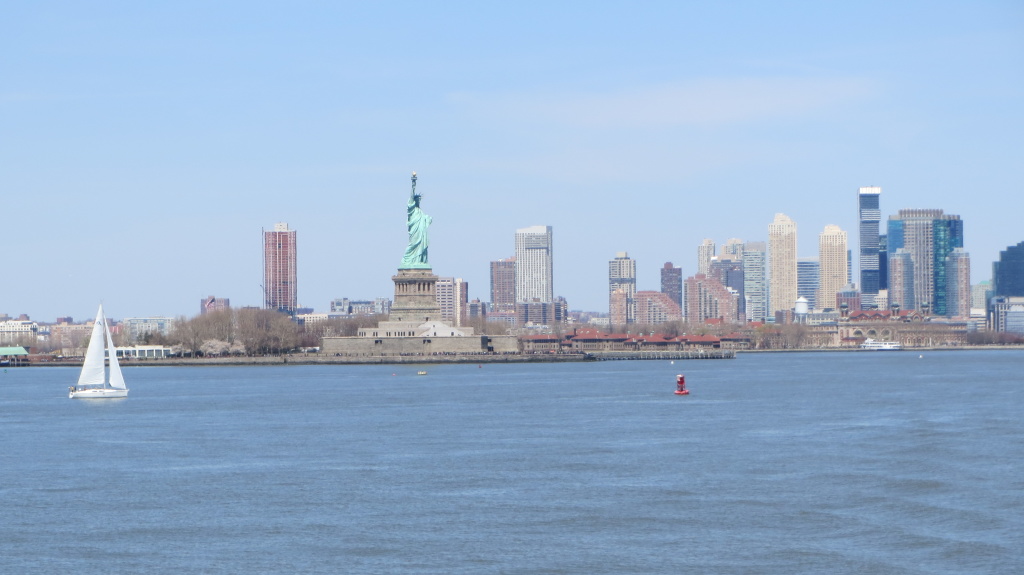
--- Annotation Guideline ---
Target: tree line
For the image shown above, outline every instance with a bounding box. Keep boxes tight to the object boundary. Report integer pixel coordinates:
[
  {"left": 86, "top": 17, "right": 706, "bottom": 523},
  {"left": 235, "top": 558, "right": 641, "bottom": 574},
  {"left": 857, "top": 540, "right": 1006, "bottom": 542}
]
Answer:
[{"left": 136, "top": 310, "right": 390, "bottom": 356}]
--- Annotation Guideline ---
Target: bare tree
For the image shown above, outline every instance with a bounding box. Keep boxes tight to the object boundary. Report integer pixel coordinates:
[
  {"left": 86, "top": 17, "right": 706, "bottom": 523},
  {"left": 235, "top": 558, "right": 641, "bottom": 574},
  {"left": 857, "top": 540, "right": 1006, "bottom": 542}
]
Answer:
[
  {"left": 170, "top": 315, "right": 205, "bottom": 356},
  {"left": 235, "top": 309, "right": 298, "bottom": 355}
]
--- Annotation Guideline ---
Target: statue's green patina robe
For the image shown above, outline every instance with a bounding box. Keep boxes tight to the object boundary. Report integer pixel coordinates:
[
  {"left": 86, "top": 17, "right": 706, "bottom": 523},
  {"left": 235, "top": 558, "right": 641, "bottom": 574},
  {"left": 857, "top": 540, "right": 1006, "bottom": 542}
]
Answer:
[{"left": 401, "top": 176, "right": 431, "bottom": 268}]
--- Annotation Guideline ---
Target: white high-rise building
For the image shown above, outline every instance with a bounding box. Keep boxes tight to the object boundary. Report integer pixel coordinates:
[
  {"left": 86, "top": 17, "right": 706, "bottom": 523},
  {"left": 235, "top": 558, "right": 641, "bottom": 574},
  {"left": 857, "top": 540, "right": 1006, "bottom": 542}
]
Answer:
[
  {"left": 435, "top": 277, "right": 468, "bottom": 326},
  {"left": 818, "top": 224, "right": 848, "bottom": 311},
  {"left": 698, "top": 239, "right": 716, "bottom": 276},
  {"left": 768, "top": 213, "right": 798, "bottom": 318},
  {"left": 515, "top": 226, "right": 554, "bottom": 303}
]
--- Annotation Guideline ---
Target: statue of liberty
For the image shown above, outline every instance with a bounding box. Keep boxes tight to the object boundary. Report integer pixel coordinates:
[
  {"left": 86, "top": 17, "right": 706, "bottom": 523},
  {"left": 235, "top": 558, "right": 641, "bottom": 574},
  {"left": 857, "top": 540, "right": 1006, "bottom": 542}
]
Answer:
[{"left": 400, "top": 171, "right": 432, "bottom": 269}]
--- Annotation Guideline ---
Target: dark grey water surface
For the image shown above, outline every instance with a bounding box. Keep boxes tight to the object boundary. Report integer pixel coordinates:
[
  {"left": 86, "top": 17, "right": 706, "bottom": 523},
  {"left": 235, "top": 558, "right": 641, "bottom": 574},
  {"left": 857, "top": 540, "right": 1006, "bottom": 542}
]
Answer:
[{"left": 2, "top": 350, "right": 1021, "bottom": 574}]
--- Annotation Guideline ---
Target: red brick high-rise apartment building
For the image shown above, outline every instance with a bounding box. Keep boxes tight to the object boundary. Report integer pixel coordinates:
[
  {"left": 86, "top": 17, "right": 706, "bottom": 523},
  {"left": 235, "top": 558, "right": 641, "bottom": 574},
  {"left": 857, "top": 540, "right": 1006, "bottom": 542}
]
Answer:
[{"left": 264, "top": 222, "right": 297, "bottom": 314}]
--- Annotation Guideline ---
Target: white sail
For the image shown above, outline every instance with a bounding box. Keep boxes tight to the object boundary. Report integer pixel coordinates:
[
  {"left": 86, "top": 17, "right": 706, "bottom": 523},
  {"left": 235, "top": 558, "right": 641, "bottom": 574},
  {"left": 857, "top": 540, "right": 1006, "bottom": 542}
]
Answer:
[
  {"left": 70, "top": 303, "right": 129, "bottom": 399},
  {"left": 77, "top": 305, "right": 108, "bottom": 388},
  {"left": 104, "top": 315, "right": 126, "bottom": 390}
]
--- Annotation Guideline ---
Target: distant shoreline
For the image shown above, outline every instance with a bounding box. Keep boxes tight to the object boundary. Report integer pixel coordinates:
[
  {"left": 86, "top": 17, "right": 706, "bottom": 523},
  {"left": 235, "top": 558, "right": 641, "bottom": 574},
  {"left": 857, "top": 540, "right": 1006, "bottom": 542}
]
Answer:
[
  {"left": 23, "top": 353, "right": 594, "bottom": 367},
  {"left": 15, "top": 345, "right": 1023, "bottom": 368}
]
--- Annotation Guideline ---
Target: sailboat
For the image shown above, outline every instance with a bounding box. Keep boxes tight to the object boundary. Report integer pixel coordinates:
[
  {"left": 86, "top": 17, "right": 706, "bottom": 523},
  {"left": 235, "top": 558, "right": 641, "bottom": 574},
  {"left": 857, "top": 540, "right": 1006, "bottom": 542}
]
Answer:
[{"left": 69, "top": 304, "right": 128, "bottom": 399}]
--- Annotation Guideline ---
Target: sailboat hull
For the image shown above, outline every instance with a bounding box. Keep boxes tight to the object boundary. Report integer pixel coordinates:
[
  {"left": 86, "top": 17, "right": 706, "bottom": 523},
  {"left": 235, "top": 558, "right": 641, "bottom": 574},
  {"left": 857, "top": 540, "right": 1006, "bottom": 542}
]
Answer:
[{"left": 69, "top": 388, "right": 129, "bottom": 399}]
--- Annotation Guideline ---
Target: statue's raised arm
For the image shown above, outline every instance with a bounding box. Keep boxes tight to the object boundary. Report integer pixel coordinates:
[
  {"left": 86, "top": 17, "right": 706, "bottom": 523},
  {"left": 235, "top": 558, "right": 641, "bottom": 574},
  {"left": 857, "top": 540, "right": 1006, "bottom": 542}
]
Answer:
[{"left": 400, "top": 171, "right": 432, "bottom": 269}]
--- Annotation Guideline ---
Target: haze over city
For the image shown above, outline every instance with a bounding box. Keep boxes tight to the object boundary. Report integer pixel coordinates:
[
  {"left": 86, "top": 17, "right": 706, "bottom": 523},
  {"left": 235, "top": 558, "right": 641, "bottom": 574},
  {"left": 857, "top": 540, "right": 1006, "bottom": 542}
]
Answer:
[{"left": 4, "top": 1, "right": 1022, "bottom": 322}]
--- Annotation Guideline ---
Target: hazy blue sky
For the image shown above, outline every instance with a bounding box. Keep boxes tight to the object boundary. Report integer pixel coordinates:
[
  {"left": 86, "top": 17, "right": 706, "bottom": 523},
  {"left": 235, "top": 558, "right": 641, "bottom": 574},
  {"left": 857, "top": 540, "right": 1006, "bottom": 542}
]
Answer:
[{"left": 3, "top": 1, "right": 1022, "bottom": 322}]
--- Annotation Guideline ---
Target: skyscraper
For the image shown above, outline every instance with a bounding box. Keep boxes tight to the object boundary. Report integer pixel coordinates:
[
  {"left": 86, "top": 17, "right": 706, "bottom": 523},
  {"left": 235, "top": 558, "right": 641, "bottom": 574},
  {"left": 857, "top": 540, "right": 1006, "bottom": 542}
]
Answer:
[
  {"left": 797, "top": 258, "right": 820, "bottom": 311},
  {"left": 888, "top": 249, "right": 915, "bottom": 311},
  {"left": 945, "top": 248, "right": 971, "bottom": 318},
  {"left": 993, "top": 241, "right": 1024, "bottom": 297},
  {"left": 436, "top": 277, "right": 456, "bottom": 322},
  {"left": 971, "top": 280, "right": 992, "bottom": 310},
  {"left": 436, "top": 277, "right": 469, "bottom": 326},
  {"left": 768, "top": 214, "right": 797, "bottom": 317},
  {"left": 515, "top": 226, "right": 553, "bottom": 303},
  {"left": 697, "top": 239, "right": 716, "bottom": 276},
  {"left": 489, "top": 257, "right": 516, "bottom": 314},
  {"left": 263, "top": 222, "right": 297, "bottom": 314},
  {"left": 742, "top": 241, "right": 768, "bottom": 323},
  {"left": 609, "top": 289, "right": 630, "bottom": 327},
  {"left": 847, "top": 249, "right": 853, "bottom": 286},
  {"left": 858, "top": 186, "right": 882, "bottom": 306},
  {"left": 660, "top": 262, "right": 683, "bottom": 310},
  {"left": 720, "top": 238, "right": 744, "bottom": 259},
  {"left": 886, "top": 209, "right": 964, "bottom": 315},
  {"left": 454, "top": 278, "right": 470, "bottom": 327},
  {"left": 608, "top": 252, "right": 636, "bottom": 324},
  {"left": 818, "top": 224, "right": 848, "bottom": 311},
  {"left": 878, "top": 233, "right": 888, "bottom": 293},
  {"left": 709, "top": 257, "right": 745, "bottom": 319}
]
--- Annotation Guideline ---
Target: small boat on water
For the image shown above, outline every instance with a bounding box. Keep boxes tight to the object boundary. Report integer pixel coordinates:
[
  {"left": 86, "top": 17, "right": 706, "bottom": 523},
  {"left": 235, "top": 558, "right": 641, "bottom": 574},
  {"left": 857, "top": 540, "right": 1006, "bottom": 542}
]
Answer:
[
  {"left": 69, "top": 304, "right": 128, "bottom": 399},
  {"left": 860, "top": 338, "right": 902, "bottom": 351},
  {"left": 674, "top": 374, "right": 690, "bottom": 396},
  {"left": 417, "top": 370, "right": 428, "bottom": 376}
]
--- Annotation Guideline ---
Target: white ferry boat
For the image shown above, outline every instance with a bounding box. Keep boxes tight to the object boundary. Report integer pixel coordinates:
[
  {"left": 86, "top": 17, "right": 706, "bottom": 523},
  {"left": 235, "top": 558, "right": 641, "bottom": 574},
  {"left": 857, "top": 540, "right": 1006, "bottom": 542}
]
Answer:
[{"left": 860, "top": 338, "right": 902, "bottom": 351}]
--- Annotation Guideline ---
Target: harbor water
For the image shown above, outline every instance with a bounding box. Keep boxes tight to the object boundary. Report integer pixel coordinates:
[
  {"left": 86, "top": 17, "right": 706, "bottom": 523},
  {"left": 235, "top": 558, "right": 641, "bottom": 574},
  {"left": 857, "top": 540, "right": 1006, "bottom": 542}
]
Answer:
[{"left": 1, "top": 350, "right": 1021, "bottom": 574}]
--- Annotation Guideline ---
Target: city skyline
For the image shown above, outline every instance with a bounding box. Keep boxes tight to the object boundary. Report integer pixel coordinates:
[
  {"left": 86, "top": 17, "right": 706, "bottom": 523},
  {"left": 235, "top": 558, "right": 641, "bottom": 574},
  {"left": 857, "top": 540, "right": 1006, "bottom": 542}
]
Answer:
[
  {"left": 0, "top": 184, "right": 1007, "bottom": 323},
  {"left": 4, "top": 2, "right": 1022, "bottom": 322}
]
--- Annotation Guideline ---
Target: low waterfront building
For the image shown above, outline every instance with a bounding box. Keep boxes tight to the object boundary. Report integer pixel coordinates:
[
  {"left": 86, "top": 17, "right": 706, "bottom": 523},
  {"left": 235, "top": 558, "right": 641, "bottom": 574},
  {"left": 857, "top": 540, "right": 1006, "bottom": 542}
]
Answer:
[
  {"left": 116, "top": 345, "right": 175, "bottom": 359},
  {"left": 536, "top": 328, "right": 731, "bottom": 353},
  {"left": 839, "top": 310, "right": 967, "bottom": 347},
  {"left": 0, "top": 346, "right": 30, "bottom": 366}
]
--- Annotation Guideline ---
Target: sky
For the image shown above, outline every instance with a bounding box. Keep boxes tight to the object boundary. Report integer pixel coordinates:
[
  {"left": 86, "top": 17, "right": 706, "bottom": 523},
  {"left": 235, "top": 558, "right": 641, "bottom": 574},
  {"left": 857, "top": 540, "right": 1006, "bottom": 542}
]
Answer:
[{"left": 3, "top": 1, "right": 1022, "bottom": 322}]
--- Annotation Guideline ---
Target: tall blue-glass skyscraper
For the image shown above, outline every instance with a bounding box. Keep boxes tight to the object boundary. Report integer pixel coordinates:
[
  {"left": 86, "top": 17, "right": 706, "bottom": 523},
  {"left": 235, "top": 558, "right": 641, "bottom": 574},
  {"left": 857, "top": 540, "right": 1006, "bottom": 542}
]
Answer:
[
  {"left": 797, "top": 258, "right": 820, "bottom": 310},
  {"left": 886, "top": 209, "right": 964, "bottom": 316},
  {"left": 993, "top": 241, "right": 1024, "bottom": 297},
  {"left": 858, "top": 187, "right": 882, "bottom": 305}
]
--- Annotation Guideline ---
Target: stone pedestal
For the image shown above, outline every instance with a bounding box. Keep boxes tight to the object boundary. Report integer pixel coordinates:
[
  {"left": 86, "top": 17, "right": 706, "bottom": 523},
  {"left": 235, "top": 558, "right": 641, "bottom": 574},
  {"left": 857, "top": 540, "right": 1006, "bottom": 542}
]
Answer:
[{"left": 390, "top": 268, "right": 442, "bottom": 323}]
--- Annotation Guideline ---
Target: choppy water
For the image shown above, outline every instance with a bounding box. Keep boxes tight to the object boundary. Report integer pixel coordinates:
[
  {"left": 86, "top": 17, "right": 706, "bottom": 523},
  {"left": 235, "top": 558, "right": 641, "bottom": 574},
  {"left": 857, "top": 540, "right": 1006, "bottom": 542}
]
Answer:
[{"left": 1, "top": 350, "right": 1021, "bottom": 574}]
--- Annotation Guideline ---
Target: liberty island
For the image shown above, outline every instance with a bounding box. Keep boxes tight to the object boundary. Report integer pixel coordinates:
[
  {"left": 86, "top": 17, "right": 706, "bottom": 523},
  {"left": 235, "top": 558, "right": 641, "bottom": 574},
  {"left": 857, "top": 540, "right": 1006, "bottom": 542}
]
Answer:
[{"left": 321, "top": 174, "right": 522, "bottom": 359}]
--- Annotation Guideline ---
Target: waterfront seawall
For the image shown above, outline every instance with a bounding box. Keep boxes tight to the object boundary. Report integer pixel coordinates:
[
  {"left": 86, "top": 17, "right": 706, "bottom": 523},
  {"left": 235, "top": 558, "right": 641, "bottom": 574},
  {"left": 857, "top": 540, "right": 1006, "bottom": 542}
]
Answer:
[{"left": 28, "top": 350, "right": 736, "bottom": 367}]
